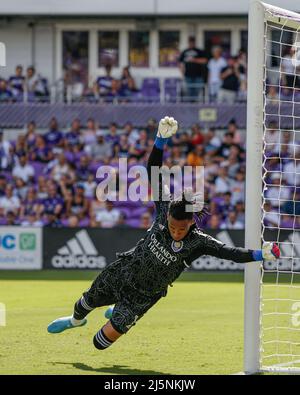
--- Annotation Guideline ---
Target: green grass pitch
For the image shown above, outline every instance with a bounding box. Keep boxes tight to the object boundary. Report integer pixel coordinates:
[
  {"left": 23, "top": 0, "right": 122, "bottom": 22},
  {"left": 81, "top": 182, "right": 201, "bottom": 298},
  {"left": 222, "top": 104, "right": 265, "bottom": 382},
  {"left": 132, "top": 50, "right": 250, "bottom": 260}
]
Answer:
[{"left": 0, "top": 270, "right": 246, "bottom": 375}]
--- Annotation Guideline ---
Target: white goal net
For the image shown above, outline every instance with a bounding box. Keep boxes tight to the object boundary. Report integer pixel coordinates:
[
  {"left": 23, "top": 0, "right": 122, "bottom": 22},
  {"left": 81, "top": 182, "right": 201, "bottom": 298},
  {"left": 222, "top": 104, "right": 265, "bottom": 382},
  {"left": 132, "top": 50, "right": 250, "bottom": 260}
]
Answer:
[
  {"left": 246, "top": 1, "right": 300, "bottom": 374},
  {"left": 261, "top": 3, "right": 300, "bottom": 373}
]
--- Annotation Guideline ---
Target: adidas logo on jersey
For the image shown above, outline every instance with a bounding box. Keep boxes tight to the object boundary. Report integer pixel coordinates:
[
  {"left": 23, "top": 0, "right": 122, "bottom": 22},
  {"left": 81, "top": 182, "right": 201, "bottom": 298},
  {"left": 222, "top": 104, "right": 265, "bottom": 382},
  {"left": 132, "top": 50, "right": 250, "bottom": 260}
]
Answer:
[{"left": 51, "top": 229, "right": 107, "bottom": 269}]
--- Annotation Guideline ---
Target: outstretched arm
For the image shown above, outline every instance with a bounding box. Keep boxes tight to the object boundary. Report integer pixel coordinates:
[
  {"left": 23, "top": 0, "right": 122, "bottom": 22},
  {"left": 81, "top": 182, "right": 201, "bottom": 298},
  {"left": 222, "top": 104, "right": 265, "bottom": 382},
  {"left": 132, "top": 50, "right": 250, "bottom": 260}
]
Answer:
[
  {"left": 147, "top": 117, "right": 178, "bottom": 219},
  {"left": 189, "top": 232, "right": 280, "bottom": 263}
]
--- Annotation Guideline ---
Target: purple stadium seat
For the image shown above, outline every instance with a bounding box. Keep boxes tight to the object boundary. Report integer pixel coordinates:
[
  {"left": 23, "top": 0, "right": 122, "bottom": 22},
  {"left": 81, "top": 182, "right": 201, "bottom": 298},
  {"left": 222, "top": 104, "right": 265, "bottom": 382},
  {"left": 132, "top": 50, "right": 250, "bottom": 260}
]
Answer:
[
  {"left": 141, "top": 78, "right": 160, "bottom": 102},
  {"left": 164, "top": 78, "right": 182, "bottom": 103},
  {"left": 30, "top": 161, "right": 46, "bottom": 180},
  {"left": 125, "top": 218, "right": 141, "bottom": 228},
  {"left": 79, "top": 218, "right": 90, "bottom": 227},
  {"left": 130, "top": 206, "right": 148, "bottom": 219}
]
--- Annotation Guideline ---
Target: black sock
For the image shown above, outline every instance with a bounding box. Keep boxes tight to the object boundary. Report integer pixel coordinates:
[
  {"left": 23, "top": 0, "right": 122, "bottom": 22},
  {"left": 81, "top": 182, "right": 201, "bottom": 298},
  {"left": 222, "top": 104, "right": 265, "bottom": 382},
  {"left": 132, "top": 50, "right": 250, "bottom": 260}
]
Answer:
[
  {"left": 73, "top": 296, "right": 94, "bottom": 320},
  {"left": 93, "top": 328, "right": 113, "bottom": 350}
]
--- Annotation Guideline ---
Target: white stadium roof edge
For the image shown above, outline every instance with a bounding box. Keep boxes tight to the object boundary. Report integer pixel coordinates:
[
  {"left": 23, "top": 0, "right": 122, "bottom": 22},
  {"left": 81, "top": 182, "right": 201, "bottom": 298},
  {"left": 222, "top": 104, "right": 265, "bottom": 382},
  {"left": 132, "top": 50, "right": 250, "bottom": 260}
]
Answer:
[{"left": 0, "top": 0, "right": 299, "bottom": 16}]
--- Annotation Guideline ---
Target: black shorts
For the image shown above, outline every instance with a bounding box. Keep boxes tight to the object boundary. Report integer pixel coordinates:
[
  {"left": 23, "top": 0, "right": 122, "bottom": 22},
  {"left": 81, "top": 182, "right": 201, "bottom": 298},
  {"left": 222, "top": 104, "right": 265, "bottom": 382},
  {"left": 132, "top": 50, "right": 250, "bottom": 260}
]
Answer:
[{"left": 82, "top": 259, "right": 166, "bottom": 334}]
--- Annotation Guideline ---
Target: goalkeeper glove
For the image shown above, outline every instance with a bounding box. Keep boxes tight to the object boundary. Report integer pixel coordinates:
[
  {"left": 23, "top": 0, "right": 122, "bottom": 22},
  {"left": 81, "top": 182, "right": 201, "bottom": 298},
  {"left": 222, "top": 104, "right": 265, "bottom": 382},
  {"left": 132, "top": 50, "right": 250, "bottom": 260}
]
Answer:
[
  {"left": 253, "top": 242, "right": 280, "bottom": 261},
  {"left": 155, "top": 116, "right": 178, "bottom": 149}
]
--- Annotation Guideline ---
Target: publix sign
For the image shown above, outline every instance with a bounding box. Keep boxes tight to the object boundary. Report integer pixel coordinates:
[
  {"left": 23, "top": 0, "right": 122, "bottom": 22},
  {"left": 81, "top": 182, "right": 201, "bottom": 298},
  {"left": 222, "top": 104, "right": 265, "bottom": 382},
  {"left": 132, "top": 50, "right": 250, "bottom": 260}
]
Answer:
[{"left": 0, "top": 227, "right": 42, "bottom": 270}]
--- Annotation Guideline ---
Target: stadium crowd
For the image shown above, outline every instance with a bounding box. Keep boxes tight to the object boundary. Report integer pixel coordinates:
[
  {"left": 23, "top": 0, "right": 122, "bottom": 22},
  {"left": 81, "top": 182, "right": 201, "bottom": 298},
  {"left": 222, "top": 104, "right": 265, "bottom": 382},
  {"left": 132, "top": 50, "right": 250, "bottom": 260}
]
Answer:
[
  {"left": 0, "top": 116, "right": 298, "bottom": 230},
  {"left": 2, "top": 37, "right": 300, "bottom": 104},
  {"left": 0, "top": 39, "right": 249, "bottom": 103}
]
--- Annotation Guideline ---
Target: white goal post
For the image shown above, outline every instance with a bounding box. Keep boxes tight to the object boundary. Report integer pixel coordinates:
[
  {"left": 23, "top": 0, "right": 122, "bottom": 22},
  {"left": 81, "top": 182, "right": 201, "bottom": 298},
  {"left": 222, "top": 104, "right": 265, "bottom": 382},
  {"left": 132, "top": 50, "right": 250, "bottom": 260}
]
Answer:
[{"left": 245, "top": 0, "right": 300, "bottom": 374}]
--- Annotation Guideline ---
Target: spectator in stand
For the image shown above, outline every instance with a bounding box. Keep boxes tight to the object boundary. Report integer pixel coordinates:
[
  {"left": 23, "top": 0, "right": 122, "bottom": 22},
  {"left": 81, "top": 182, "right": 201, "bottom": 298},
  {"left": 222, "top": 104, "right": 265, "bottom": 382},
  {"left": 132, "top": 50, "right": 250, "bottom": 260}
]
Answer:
[
  {"left": 281, "top": 46, "right": 300, "bottom": 89},
  {"left": 64, "top": 118, "right": 82, "bottom": 147},
  {"left": 221, "top": 210, "right": 244, "bottom": 229},
  {"left": 235, "top": 201, "right": 245, "bottom": 224},
  {"left": 66, "top": 185, "right": 89, "bottom": 221},
  {"left": 105, "top": 79, "right": 121, "bottom": 102},
  {"left": 215, "top": 132, "right": 234, "bottom": 161},
  {"left": 25, "top": 66, "right": 38, "bottom": 97},
  {"left": 19, "top": 187, "right": 42, "bottom": 220},
  {"left": 93, "top": 64, "right": 114, "bottom": 98},
  {"left": 0, "top": 130, "right": 12, "bottom": 170},
  {"left": 14, "top": 177, "right": 28, "bottom": 201},
  {"left": 75, "top": 155, "right": 91, "bottom": 182},
  {"left": 274, "top": 130, "right": 294, "bottom": 157},
  {"left": 90, "top": 131, "right": 112, "bottom": 163},
  {"left": 140, "top": 211, "right": 153, "bottom": 229},
  {"left": 266, "top": 86, "right": 279, "bottom": 105},
  {"left": 263, "top": 201, "right": 279, "bottom": 227},
  {"left": 145, "top": 118, "right": 158, "bottom": 140},
  {"left": 119, "top": 66, "right": 137, "bottom": 98},
  {"left": 0, "top": 79, "right": 13, "bottom": 102},
  {"left": 20, "top": 211, "right": 43, "bottom": 227},
  {"left": 83, "top": 174, "right": 97, "bottom": 199},
  {"left": 44, "top": 118, "right": 64, "bottom": 150},
  {"left": 129, "top": 130, "right": 148, "bottom": 161},
  {"left": 227, "top": 118, "right": 242, "bottom": 145},
  {"left": 113, "top": 134, "right": 130, "bottom": 159},
  {"left": 207, "top": 46, "right": 227, "bottom": 102},
  {"left": 279, "top": 214, "right": 295, "bottom": 229},
  {"left": 25, "top": 121, "right": 37, "bottom": 149},
  {"left": 236, "top": 49, "right": 247, "bottom": 101},
  {"left": 222, "top": 150, "right": 241, "bottom": 178},
  {"left": 94, "top": 200, "right": 121, "bottom": 228},
  {"left": 179, "top": 36, "right": 208, "bottom": 101},
  {"left": 204, "top": 128, "right": 221, "bottom": 155},
  {"left": 283, "top": 149, "right": 300, "bottom": 187},
  {"left": 265, "top": 172, "right": 291, "bottom": 208},
  {"left": 215, "top": 166, "right": 231, "bottom": 194},
  {"left": 283, "top": 188, "right": 300, "bottom": 216},
  {"left": 67, "top": 215, "right": 80, "bottom": 228},
  {"left": 14, "top": 134, "right": 28, "bottom": 158},
  {"left": 12, "top": 154, "right": 35, "bottom": 184},
  {"left": 218, "top": 191, "right": 234, "bottom": 219},
  {"left": 207, "top": 214, "right": 221, "bottom": 229},
  {"left": 30, "top": 135, "right": 53, "bottom": 163},
  {"left": 230, "top": 171, "right": 245, "bottom": 204},
  {"left": 25, "top": 66, "right": 48, "bottom": 100},
  {"left": 169, "top": 145, "right": 186, "bottom": 167},
  {"left": 218, "top": 57, "right": 240, "bottom": 104},
  {"left": 190, "top": 123, "right": 205, "bottom": 146},
  {"left": 44, "top": 211, "right": 62, "bottom": 227},
  {"left": 51, "top": 153, "right": 73, "bottom": 183},
  {"left": 8, "top": 65, "right": 25, "bottom": 99},
  {"left": 4, "top": 211, "right": 18, "bottom": 226},
  {"left": 0, "top": 185, "right": 20, "bottom": 216},
  {"left": 187, "top": 145, "right": 205, "bottom": 166},
  {"left": 36, "top": 176, "right": 48, "bottom": 200},
  {"left": 82, "top": 118, "right": 98, "bottom": 150},
  {"left": 123, "top": 122, "right": 139, "bottom": 145},
  {"left": 41, "top": 183, "right": 64, "bottom": 220},
  {"left": 0, "top": 175, "right": 6, "bottom": 197},
  {"left": 105, "top": 122, "right": 120, "bottom": 146}
]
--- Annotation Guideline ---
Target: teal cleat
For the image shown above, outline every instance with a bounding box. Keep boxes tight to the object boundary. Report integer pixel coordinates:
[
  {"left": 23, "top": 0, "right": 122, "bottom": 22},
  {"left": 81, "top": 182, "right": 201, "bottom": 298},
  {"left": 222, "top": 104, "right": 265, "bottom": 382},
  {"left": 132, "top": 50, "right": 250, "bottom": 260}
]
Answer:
[
  {"left": 104, "top": 306, "right": 114, "bottom": 319},
  {"left": 47, "top": 316, "right": 87, "bottom": 334}
]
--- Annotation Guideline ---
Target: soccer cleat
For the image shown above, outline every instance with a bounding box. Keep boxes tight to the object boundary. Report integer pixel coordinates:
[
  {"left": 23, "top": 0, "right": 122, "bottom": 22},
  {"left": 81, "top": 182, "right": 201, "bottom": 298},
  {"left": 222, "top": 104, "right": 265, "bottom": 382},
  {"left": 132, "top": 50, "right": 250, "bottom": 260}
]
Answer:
[
  {"left": 104, "top": 306, "right": 114, "bottom": 320},
  {"left": 47, "top": 316, "right": 87, "bottom": 334}
]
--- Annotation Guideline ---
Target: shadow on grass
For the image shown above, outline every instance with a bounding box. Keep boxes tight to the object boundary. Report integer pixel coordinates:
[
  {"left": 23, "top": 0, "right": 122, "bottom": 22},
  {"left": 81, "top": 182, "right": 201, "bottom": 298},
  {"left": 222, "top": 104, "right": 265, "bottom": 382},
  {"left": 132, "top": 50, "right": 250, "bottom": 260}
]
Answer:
[{"left": 50, "top": 361, "right": 169, "bottom": 375}]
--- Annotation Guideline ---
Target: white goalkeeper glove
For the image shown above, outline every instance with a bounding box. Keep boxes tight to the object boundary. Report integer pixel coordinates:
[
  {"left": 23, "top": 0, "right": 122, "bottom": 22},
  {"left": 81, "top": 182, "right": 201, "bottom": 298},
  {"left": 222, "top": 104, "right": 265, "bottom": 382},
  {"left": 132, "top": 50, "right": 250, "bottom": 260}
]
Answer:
[
  {"left": 157, "top": 116, "right": 178, "bottom": 139},
  {"left": 253, "top": 242, "right": 280, "bottom": 261},
  {"left": 262, "top": 242, "right": 280, "bottom": 260}
]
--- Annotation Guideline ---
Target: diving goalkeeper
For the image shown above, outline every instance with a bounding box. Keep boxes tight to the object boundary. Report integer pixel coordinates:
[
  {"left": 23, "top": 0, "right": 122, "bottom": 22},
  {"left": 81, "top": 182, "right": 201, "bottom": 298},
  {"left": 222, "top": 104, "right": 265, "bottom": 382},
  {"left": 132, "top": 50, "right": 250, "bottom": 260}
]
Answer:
[{"left": 47, "top": 116, "right": 280, "bottom": 350}]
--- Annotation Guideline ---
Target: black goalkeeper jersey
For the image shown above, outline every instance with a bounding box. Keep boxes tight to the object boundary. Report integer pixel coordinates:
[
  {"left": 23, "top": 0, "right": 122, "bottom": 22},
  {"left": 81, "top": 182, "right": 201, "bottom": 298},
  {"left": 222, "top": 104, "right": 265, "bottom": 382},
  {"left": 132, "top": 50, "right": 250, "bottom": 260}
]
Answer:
[{"left": 111, "top": 145, "right": 254, "bottom": 296}]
